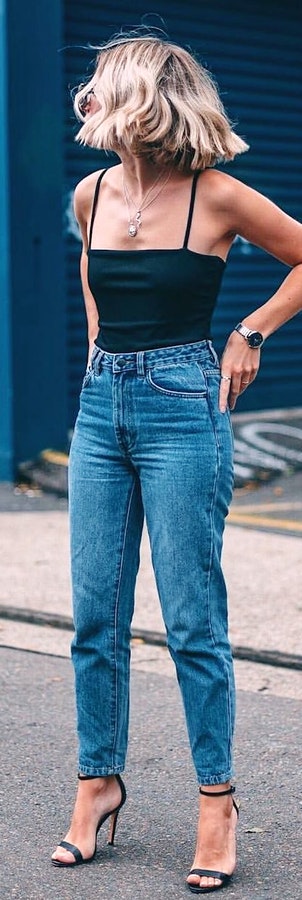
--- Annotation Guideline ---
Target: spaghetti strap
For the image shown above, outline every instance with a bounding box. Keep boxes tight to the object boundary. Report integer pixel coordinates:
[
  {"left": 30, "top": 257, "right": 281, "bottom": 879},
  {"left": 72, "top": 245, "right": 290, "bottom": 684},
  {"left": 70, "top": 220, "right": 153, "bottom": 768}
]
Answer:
[
  {"left": 183, "top": 172, "right": 201, "bottom": 248},
  {"left": 87, "top": 169, "right": 107, "bottom": 251}
]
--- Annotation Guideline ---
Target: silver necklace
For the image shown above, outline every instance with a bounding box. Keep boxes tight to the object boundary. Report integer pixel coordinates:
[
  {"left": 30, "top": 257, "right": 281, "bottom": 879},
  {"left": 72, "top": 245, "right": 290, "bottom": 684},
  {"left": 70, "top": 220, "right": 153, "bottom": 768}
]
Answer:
[{"left": 122, "top": 169, "right": 172, "bottom": 237}]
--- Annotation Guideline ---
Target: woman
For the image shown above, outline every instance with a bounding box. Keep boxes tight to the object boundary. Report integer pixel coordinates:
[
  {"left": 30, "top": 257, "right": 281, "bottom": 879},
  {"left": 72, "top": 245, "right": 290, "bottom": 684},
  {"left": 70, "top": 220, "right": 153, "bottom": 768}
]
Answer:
[{"left": 52, "top": 31, "right": 302, "bottom": 893}]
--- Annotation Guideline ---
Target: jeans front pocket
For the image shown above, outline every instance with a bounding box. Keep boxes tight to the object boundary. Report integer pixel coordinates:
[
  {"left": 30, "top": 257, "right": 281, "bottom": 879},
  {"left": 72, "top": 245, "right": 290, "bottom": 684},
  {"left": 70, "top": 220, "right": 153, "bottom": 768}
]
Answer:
[
  {"left": 146, "top": 361, "right": 207, "bottom": 398},
  {"left": 81, "top": 367, "right": 94, "bottom": 391}
]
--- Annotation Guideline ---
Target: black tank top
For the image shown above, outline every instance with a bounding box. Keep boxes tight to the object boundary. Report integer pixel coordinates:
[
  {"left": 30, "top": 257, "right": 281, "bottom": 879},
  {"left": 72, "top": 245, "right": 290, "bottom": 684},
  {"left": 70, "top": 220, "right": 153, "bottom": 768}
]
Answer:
[{"left": 87, "top": 169, "right": 226, "bottom": 352}]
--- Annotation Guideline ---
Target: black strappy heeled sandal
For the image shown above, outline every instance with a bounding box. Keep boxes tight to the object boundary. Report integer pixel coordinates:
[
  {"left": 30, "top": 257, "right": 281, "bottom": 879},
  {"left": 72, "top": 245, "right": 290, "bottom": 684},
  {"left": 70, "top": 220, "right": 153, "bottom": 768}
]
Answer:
[
  {"left": 187, "top": 785, "right": 239, "bottom": 894},
  {"left": 51, "top": 773, "right": 127, "bottom": 867}
]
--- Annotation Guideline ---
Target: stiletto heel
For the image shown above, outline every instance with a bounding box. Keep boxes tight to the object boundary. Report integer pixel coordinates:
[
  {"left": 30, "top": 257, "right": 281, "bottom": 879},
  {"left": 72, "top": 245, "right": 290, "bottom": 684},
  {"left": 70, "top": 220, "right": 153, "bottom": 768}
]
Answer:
[
  {"left": 107, "top": 808, "right": 120, "bottom": 846},
  {"left": 187, "top": 786, "right": 239, "bottom": 894},
  {"left": 51, "top": 773, "right": 126, "bottom": 867}
]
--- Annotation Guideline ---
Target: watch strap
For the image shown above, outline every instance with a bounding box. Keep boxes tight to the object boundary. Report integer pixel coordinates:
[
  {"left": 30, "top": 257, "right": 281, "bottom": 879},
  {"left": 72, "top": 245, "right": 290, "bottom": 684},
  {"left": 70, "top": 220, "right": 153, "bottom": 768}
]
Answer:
[{"left": 235, "top": 323, "right": 253, "bottom": 338}]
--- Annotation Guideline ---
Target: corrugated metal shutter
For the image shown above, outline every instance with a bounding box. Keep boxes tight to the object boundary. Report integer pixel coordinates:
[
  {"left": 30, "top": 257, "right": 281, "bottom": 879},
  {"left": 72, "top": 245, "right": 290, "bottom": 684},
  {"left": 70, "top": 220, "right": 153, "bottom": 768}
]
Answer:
[{"left": 63, "top": 0, "right": 302, "bottom": 425}]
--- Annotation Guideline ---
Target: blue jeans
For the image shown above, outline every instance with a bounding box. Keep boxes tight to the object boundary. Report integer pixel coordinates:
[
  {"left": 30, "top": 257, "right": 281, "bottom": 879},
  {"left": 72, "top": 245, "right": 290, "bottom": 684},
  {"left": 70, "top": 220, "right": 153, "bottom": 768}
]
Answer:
[{"left": 69, "top": 340, "right": 235, "bottom": 784}]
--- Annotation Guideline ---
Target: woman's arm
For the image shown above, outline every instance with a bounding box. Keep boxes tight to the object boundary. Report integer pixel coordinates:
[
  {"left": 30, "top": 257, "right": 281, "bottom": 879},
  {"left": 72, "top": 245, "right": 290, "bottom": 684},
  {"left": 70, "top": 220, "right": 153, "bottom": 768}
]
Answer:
[
  {"left": 74, "top": 175, "right": 101, "bottom": 365},
  {"left": 79, "top": 250, "right": 99, "bottom": 364},
  {"left": 217, "top": 174, "right": 302, "bottom": 412}
]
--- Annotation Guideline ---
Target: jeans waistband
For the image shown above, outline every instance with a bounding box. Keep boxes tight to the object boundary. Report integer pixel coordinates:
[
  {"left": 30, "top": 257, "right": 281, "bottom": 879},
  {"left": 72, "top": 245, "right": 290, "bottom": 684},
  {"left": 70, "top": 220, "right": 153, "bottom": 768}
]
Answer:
[{"left": 91, "top": 340, "right": 219, "bottom": 374}]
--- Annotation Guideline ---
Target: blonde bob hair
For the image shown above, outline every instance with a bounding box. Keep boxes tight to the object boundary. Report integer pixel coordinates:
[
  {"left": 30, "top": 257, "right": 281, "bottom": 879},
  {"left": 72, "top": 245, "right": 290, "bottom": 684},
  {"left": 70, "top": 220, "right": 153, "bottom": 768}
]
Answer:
[{"left": 74, "top": 32, "right": 249, "bottom": 170}]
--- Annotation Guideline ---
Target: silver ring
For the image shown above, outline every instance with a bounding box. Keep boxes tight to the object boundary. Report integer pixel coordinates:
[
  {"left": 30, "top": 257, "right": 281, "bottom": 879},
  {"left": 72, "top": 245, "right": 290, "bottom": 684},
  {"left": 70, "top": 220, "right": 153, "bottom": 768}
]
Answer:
[{"left": 221, "top": 374, "right": 231, "bottom": 381}]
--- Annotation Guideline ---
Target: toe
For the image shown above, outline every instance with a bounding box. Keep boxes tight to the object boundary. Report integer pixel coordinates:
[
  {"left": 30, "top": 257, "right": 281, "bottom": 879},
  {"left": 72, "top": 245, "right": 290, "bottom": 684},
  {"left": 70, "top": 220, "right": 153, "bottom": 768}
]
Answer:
[
  {"left": 201, "top": 876, "right": 222, "bottom": 888},
  {"left": 187, "top": 873, "right": 223, "bottom": 889},
  {"left": 52, "top": 847, "right": 76, "bottom": 865},
  {"left": 187, "top": 874, "right": 200, "bottom": 886}
]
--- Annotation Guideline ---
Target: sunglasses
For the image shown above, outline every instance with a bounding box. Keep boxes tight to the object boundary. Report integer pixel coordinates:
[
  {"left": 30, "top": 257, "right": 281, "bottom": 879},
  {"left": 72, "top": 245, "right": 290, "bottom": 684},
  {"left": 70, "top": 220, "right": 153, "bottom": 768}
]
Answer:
[{"left": 78, "top": 88, "right": 96, "bottom": 115}]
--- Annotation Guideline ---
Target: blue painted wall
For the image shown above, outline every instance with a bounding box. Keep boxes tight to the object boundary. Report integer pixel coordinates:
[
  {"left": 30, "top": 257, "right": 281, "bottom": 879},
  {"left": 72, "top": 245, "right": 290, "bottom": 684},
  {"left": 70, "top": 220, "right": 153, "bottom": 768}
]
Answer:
[
  {"left": 0, "top": 0, "right": 67, "bottom": 480},
  {"left": 0, "top": 0, "right": 13, "bottom": 479}
]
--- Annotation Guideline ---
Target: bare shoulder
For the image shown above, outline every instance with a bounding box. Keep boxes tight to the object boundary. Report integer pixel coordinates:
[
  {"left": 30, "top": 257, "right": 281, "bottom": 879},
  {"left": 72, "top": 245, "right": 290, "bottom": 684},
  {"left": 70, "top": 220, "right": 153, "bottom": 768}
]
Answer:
[
  {"left": 74, "top": 169, "right": 105, "bottom": 223},
  {"left": 199, "top": 166, "right": 288, "bottom": 212},
  {"left": 198, "top": 168, "right": 244, "bottom": 209},
  {"left": 199, "top": 167, "right": 302, "bottom": 266}
]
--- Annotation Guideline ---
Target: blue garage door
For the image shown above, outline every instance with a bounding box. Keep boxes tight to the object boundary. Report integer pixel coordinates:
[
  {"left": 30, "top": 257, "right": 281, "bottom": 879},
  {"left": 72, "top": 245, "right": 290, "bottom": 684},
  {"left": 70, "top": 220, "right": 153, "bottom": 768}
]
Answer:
[{"left": 63, "top": 0, "right": 302, "bottom": 426}]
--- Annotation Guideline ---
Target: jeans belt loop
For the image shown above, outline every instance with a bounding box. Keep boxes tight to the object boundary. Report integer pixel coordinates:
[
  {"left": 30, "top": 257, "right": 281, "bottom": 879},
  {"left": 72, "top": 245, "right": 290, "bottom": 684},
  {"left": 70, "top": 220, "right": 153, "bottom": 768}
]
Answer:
[
  {"left": 93, "top": 348, "right": 103, "bottom": 375},
  {"left": 136, "top": 351, "right": 145, "bottom": 375}
]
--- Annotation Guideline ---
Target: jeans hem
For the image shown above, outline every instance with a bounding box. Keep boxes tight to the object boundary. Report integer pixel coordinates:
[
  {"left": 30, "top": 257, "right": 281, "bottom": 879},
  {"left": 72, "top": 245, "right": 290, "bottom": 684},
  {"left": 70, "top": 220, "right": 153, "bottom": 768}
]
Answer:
[
  {"left": 196, "top": 771, "right": 233, "bottom": 786},
  {"left": 79, "top": 764, "right": 125, "bottom": 777}
]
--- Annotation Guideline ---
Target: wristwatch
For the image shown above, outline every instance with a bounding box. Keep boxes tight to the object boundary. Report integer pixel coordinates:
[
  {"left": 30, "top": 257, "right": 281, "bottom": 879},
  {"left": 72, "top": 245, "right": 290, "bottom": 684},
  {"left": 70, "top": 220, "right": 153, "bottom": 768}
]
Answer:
[{"left": 234, "top": 322, "right": 264, "bottom": 349}]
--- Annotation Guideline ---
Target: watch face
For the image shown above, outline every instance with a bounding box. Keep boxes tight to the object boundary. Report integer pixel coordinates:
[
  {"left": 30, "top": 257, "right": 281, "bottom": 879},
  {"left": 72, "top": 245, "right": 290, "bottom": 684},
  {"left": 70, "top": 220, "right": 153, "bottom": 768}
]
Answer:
[{"left": 247, "top": 331, "right": 263, "bottom": 348}]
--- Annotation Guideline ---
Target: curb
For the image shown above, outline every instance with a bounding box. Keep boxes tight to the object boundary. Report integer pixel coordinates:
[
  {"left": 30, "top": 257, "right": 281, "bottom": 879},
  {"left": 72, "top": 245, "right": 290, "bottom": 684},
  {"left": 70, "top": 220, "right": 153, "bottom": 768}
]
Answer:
[{"left": 1, "top": 604, "right": 302, "bottom": 671}]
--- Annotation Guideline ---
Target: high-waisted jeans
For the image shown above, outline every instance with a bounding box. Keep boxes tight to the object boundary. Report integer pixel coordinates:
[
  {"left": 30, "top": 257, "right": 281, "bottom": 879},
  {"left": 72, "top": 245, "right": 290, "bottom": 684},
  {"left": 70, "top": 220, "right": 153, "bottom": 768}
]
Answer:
[{"left": 69, "top": 340, "right": 235, "bottom": 784}]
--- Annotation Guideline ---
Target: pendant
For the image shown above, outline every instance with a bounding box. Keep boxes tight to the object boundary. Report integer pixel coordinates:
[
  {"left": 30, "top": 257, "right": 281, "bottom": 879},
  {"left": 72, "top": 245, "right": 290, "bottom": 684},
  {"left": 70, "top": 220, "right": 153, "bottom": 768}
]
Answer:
[{"left": 128, "top": 211, "right": 141, "bottom": 238}]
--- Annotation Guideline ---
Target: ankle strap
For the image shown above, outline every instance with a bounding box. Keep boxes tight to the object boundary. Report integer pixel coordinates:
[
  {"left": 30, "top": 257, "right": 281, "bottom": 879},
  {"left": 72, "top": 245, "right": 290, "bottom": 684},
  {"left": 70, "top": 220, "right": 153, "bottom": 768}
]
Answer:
[
  {"left": 78, "top": 773, "right": 100, "bottom": 780},
  {"left": 199, "top": 785, "right": 235, "bottom": 797}
]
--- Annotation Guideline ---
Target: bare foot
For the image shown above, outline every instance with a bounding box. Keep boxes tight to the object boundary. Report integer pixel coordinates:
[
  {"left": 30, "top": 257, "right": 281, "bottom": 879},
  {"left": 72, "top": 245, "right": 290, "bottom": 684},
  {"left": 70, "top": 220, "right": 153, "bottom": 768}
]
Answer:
[
  {"left": 51, "top": 775, "right": 123, "bottom": 865},
  {"left": 187, "top": 785, "right": 238, "bottom": 892}
]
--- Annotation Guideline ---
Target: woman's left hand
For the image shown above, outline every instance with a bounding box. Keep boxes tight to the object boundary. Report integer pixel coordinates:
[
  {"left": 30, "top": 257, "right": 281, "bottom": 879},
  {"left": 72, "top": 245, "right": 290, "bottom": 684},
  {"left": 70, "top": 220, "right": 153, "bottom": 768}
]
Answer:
[{"left": 219, "top": 331, "right": 261, "bottom": 412}]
